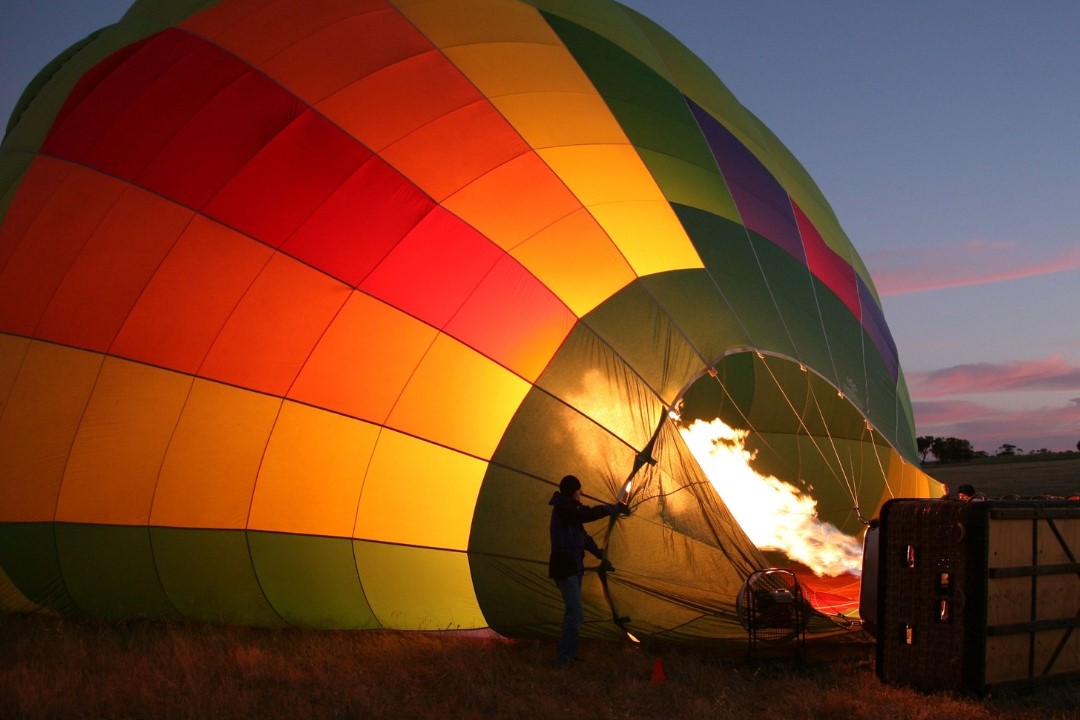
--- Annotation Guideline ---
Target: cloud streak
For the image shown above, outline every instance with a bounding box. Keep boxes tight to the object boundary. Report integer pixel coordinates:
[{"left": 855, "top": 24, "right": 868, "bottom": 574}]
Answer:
[
  {"left": 866, "top": 240, "right": 1080, "bottom": 296},
  {"left": 913, "top": 397, "right": 1080, "bottom": 452},
  {"left": 907, "top": 354, "right": 1080, "bottom": 398}
]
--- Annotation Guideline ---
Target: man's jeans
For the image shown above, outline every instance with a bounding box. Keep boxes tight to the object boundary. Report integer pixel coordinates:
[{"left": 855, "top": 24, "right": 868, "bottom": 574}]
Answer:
[{"left": 555, "top": 574, "right": 584, "bottom": 664}]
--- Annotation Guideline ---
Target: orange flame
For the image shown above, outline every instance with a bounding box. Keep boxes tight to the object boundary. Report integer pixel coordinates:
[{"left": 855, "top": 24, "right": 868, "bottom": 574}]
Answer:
[{"left": 680, "top": 418, "right": 862, "bottom": 577}]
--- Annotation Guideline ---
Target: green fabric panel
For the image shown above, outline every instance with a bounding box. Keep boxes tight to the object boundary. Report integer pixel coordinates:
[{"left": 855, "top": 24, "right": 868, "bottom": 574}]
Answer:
[
  {"left": 56, "top": 523, "right": 179, "bottom": 619},
  {"left": 247, "top": 531, "right": 378, "bottom": 630},
  {"left": 352, "top": 542, "right": 485, "bottom": 630},
  {"left": 636, "top": 149, "right": 738, "bottom": 221},
  {"left": 747, "top": 234, "right": 833, "bottom": 381},
  {"left": 544, "top": 12, "right": 715, "bottom": 169},
  {"left": 486, "top": 388, "right": 640, "bottom": 492},
  {"left": 0, "top": 522, "right": 76, "bottom": 612},
  {"left": 468, "top": 465, "right": 620, "bottom": 636},
  {"left": 533, "top": 322, "right": 662, "bottom": 450},
  {"left": 0, "top": 562, "right": 38, "bottom": 612},
  {"left": 151, "top": 527, "right": 285, "bottom": 627},
  {"left": 674, "top": 205, "right": 797, "bottom": 359},
  {"left": 640, "top": 270, "right": 751, "bottom": 365},
  {"left": 814, "top": 280, "right": 867, "bottom": 409},
  {"left": 894, "top": 371, "right": 918, "bottom": 461},
  {"left": 679, "top": 353, "right": 756, "bottom": 427},
  {"left": 581, "top": 280, "right": 704, "bottom": 405}
]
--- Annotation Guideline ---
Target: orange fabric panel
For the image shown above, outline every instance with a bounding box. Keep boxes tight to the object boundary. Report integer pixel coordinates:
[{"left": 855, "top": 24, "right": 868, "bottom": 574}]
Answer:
[
  {"left": 0, "top": 341, "right": 102, "bottom": 522},
  {"left": 183, "top": 0, "right": 384, "bottom": 65},
  {"left": 442, "top": 150, "right": 582, "bottom": 251},
  {"left": 354, "top": 430, "right": 487, "bottom": 550},
  {"left": 0, "top": 163, "right": 125, "bottom": 338},
  {"left": 511, "top": 207, "right": 635, "bottom": 317},
  {"left": 36, "top": 187, "right": 193, "bottom": 352},
  {"left": 111, "top": 215, "right": 274, "bottom": 374},
  {"left": 150, "top": 379, "right": 282, "bottom": 530},
  {"left": 386, "top": 333, "right": 530, "bottom": 459},
  {"left": 199, "top": 253, "right": 351, "bottom": 397},
  {"left": 248, "top": 401, "right": 380, "bottom": 537},
  {"left": 261, "top": 8, "right": 432, "bottom": 104},
  {"left": 56, "top": 357, "right": 192, "bottom": 525},
  {"left": 318, "top": 50, "right": 482, "bottom": 152},
  {"left": 289, "top": 292, "right": 438, "bottom": 422},
  {"left": 380, "top": 100, "right": 529, "bottom": 202}
]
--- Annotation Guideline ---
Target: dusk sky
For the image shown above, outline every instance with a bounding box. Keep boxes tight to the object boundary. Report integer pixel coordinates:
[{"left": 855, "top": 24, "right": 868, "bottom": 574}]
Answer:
[{"left": 3, "top": 1, "right": 1079, "bottom": 454}]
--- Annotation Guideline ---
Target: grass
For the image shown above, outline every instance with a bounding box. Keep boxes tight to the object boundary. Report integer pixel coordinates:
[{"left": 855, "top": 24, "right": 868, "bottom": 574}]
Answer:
[{"left": 3, "top": 455, "right": 1080, "bottom": 719}]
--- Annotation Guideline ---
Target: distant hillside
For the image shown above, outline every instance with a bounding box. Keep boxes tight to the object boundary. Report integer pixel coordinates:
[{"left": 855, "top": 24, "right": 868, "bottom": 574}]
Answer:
[{"left": 921, "top": 453, "right": 1080, "bottom": 498}]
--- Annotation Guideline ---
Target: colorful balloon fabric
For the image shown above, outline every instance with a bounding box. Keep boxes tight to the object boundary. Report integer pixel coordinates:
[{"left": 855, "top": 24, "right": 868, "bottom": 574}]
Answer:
[{"left": 0, "top": 0, "right": 933, "bottom": 641}]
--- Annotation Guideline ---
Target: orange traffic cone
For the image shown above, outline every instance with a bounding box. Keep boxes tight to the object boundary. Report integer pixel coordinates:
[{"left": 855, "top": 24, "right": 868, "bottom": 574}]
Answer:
[{"left": 650, "top": 657, "right": 666, "bottom": 685}]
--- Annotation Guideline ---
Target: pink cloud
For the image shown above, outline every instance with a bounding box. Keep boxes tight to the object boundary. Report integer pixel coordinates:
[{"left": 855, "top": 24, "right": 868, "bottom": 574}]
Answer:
[
  {"left": 913, "top": 397, "right": 1080, "bottom": 453},
  {"left": 907, "top": 354, "right": 1080, "bottom": 398},
  {"left": 866, "top": 241, "right": 1080, "bottom": 296}
]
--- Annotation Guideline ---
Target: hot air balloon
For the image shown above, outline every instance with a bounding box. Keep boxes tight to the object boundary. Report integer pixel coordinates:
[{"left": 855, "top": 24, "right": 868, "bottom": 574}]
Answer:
[{"left": 0, "top": 0, "right": 934, "bottom": 644}]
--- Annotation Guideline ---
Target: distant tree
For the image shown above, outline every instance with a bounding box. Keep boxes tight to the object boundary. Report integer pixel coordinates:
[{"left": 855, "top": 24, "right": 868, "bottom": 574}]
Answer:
[
  {"left": 931, "top": 436, "right": 976, "bottom": 463},
  {"left": 1076, "top": 439, "right": 1080, "bottom": 452},
  {"left": 916, "top": 436, "right": 937, "bottom": 463},
  {"left": 997, "top": 443, "right": 1018, "bottom": 457}
]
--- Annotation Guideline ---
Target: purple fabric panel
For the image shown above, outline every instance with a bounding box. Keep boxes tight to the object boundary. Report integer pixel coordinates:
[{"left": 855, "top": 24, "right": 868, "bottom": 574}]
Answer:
[
  {"left": 857, "top": 274, "right": 899, "bottom": 382},
  {"left": 687, "top": 99, "right": 805, "bottom": 264}
]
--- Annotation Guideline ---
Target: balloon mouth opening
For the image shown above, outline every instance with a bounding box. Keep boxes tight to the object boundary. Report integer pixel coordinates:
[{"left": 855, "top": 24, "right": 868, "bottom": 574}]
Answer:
[{"left": 674, "top": 352, "right": 878, "bottom": 617}]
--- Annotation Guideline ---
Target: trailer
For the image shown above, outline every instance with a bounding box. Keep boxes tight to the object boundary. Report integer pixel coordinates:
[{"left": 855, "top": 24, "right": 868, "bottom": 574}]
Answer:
[{"left": 871, "top": 498, "right": 1080, "bottom": 693}]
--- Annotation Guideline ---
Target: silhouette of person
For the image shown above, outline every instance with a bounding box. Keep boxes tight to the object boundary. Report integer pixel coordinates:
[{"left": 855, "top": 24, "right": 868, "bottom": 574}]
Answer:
[{"left": 547, "top": 474, "right": 625, "bottom": 666}]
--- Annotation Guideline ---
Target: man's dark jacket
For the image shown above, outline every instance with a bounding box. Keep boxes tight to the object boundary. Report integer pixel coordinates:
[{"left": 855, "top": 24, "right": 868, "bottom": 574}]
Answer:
[{"left": 548, "top": 491, "right": 612, "bottom": 579}]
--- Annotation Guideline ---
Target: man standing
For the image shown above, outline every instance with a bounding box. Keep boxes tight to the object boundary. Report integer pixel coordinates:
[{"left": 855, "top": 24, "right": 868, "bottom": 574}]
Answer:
[{"left": 548, "top": 474, "right": 624, "bottom": 666}]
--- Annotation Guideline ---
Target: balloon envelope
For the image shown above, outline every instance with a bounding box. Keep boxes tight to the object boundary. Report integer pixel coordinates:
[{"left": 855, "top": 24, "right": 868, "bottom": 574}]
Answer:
[{"left": 0, "top": 0, "right": 932, "bottom": 641}]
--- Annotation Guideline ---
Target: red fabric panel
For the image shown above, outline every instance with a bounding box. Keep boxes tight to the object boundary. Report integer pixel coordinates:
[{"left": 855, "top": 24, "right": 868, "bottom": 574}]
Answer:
[
  {"left": 445, "top": 255, "right": 575, "bottom": 381},
  {"left": 137, "top": 66, "right": 304, "bottom": 210},
  {"left": 204, "top": 109, "right": 371, "bottom": 248},
  {"left": 47, "top": 31, "right": 248, "bottom": 181},
  {"left": 359, "top": 206, "right": 503, "bottom": 329},
  {"left": 794, "top": 202, "right": 860, "bottom": 319},
  {"left": 0, "top": 163, "right": 124, "bottom": 338},
  {"left": 281, "top": 156, "right": 434, "bottom": 287},
  {"left": 41, "top": 32, "right": 194, "bottom": 164}
]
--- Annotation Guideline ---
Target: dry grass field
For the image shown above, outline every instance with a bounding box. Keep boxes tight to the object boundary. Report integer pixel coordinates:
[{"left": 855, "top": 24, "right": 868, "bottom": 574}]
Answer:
[{"left": 3, "top": 454, "right": 1080, "bottom": 719}]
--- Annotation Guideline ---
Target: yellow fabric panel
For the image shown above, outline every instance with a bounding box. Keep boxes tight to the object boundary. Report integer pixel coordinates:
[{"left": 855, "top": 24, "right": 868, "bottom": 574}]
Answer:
[
  {"left": 393, "top": 0, "right": 557, "bottom": 47},
  {"left": 355, "top": 430, "right": 486, "bottom": 550},
  {"left": 491, "top": 92, "right": 627, "bottom": 150},
  {"left": 386, "top": 333, "right": 530, "bottom": 460},
  {"left": 443, "top": 42, "right": 596, "bottom": 98},
  {"left": 290, "top": 293, "right": 438, "bottom": 423},
  {"left": 56, "top": 357, "right": 192, "bottom": 525},
  {"left": 590, "top": 200, "right": 703, "bottom": 277},
  {"left": 540, "top": 143, "right": 665, "bottom": 205},
  {"left": 441, "top": 151, "right": 581, "bottom": 252},
  {"left": 248, "top": 401, "right": 380, "bottom": 537},
  {"left": 0, "top": 340, "right": 102, "bottom": 522},
  {"left": 355, "top": 542, "right": 487, "bottom": 630},
  {"left": 317, "top": 50, "right": 481, "bottom": 153},
  {"left": 150, "top": 379, "right": 281, "bottom": 530},
  {"left": 636, "top": 148, "right": 740, "bottom": 223},
  {"left": 511, "top": 208, "right": 634, "bottom": 317},
  {"left": 540, "top": 144, "right": 702, "bottom": 276}
]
